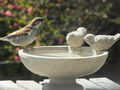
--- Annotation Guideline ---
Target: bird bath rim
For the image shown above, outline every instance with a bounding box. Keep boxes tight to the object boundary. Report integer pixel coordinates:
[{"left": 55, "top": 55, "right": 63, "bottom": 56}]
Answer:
[
  {"left": 19, "top": 45, "right": 108, "bottom": 60},
  {"left": 18, "top": 45, "right": 108, "bottom": 90}
]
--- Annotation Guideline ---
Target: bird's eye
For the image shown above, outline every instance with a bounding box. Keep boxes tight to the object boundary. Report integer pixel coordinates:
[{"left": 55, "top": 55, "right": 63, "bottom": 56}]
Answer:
[
  {"left": 38, "top": 18, "right": 45, "bottom": 22},
  {"left": 34, "top": 21, "right": 40, "bottom": 26}
]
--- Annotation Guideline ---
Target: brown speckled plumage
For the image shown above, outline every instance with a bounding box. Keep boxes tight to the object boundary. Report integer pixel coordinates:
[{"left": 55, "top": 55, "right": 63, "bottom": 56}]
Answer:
[{"left": 0, "top": 17, "right": 45, "bottom": 46}]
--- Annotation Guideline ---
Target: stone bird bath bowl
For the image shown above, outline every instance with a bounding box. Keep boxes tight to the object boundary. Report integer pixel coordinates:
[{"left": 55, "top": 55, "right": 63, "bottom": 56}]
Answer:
[{"left": 18, "top": 46, "right": 108, "bottom": 90}]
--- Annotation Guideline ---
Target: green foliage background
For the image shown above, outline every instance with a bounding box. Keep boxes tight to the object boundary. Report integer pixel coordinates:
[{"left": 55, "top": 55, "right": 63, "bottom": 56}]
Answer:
[{"left": 0, "top": 0, "right": 120, "bottom": 79}]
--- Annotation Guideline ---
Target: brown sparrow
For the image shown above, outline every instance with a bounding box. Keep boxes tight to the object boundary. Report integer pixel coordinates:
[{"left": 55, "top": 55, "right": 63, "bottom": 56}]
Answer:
[{"left": 0, "top": 17, "right": 45, "bottom": 46}]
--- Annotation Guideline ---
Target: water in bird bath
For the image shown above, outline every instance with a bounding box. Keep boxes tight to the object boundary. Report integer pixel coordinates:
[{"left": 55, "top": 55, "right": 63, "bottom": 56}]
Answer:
[
  {"left": 35, "top": 52, "right": 85, "bottom": 58},
  {"left": 25, "top": 46, "right": 97, "bottom": 58},
  {"left": 35, "top": 52, "right": 95, "bottom": 58}
]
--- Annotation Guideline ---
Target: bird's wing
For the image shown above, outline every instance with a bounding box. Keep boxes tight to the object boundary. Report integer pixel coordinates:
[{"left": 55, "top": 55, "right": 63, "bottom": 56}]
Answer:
[
  {"left": 95, "top": 35, "right": 114, "bottom": 44},
  {"left": 6, "top": 26, "right": 32, "bottom": 38}
]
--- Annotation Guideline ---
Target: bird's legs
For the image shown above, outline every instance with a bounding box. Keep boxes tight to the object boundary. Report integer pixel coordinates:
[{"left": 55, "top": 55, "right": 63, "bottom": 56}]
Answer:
[{"left": 24, "top": 44, "right": 35, "bottom": 53}]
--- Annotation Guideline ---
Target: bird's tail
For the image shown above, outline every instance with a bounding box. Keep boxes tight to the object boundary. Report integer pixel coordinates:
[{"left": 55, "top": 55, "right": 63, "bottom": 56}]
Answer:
[
  {"left": 0, "top": 37, "right": 8, "bottom": 41},
  {"left": 114, "top": 33, "right": 120, "bottom": 41},
  {"left": 0, "top": 38, "right": 4, "bottom": 41}
]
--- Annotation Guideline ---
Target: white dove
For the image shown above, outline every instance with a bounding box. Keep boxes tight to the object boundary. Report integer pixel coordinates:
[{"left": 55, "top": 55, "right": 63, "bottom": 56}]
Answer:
[
  {"left": 84, "top": 33, "right": 120, "bottom": 52},
  {"left": 66, "top": 27, "right": 87, "bottom": 48}
]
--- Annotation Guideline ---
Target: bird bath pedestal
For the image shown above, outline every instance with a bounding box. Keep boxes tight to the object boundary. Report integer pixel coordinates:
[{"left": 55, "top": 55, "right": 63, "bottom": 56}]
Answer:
[{"left": 18, "top": 46, "right": 108, "bottom": 90}]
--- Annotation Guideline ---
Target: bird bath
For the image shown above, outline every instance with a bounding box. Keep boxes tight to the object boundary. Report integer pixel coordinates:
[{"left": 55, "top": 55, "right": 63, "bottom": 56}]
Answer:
[{"left": 18, "top": 45, "right": 108, "bottom": 90}]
